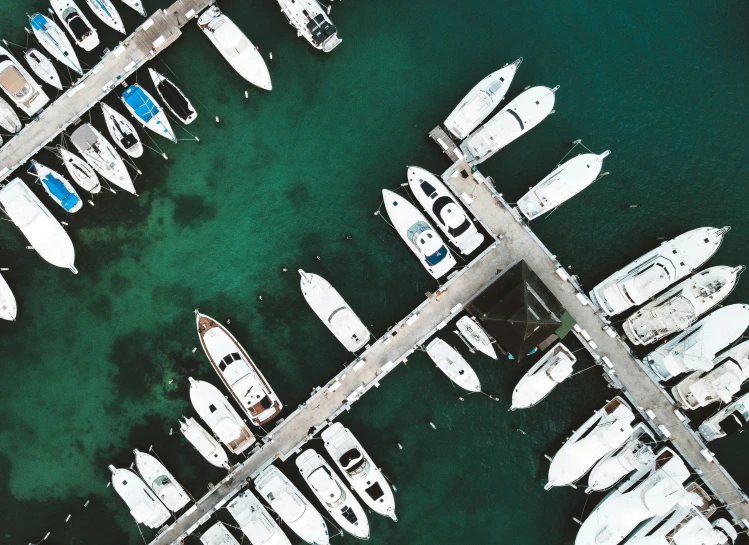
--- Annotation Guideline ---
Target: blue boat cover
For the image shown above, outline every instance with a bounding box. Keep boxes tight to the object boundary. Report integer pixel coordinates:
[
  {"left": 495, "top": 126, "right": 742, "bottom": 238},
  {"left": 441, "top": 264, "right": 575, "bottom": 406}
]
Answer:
[
  {"left": 122, "top": 86, "right": 159, "bottom": 123},
  {"left": 30, "top": 13, "right": 48, "bottom": 31},
  {"left": 43, "top": 173, "right": 80, "bottom": 211}
]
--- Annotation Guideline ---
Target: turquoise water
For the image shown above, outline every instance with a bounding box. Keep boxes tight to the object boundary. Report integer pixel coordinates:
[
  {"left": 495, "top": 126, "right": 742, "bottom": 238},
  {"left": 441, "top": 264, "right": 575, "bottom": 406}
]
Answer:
[{"left": 0, "top": 0, "right": 748, "bottom": 543}]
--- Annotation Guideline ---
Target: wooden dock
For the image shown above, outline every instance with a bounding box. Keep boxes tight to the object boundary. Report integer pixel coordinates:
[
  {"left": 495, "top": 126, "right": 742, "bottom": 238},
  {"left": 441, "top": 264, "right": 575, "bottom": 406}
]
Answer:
[{"left": 427, "top": 125, "right": 464, "bottom": 163}]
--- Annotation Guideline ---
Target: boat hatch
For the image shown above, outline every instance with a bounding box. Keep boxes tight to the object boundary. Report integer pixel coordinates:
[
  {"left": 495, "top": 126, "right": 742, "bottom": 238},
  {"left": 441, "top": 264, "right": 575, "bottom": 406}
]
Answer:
[
  {"left": 340, "top": 505, "right": 358, "bottom": 524},
  {"left": 307, "top": 13, "right": 337, "bottom": 45},
  {"left": 420, "top": 180, "right": 437, "bottom": 198},
  {"left": 487, "top": 78, "right": 504, "bottom": 95},
  {"left": 365, "top": 482, "right": 385, "bottom": 501},
  {"left": 30, "top": 14, "right": 48, "bottom": 31}
]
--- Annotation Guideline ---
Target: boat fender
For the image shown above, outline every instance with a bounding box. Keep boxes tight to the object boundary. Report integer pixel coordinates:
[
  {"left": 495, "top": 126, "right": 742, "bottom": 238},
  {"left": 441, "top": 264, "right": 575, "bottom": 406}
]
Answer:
[
  {"left": 88, "top": 200, "right": 95, "bottom": 206},
  {"left": 428, "top": 421, "right": 437, "bottom": 430},
  {"left": 269, "top": 52, "right": 273, "bottom": 60},
  {"left": 162, "top": 153, "right": 168, "bottom": 160},
  {"left": 195, "top": 136, "right": 200, "bottom": 142},
  {"left": 215, "top": 116, "right": 220, "bottom": 123}
]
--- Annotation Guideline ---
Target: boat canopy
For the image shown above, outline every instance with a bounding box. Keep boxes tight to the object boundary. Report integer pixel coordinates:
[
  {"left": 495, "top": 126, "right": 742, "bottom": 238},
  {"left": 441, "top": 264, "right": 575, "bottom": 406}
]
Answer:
[
  {"left": 0, "top": 64, "right": 30, "bottom": 99},
  {"left": 123, "top": 86, "right": 158, "bottom": 122},
  {"left": 30, "top": 13, "right": 49, "bottom": 31},
  {"left": 70, "top": 124, "right": 98, "bottom": 149},
  {"left": 43, "top": 173, "right": 80, "bottom": 211}
]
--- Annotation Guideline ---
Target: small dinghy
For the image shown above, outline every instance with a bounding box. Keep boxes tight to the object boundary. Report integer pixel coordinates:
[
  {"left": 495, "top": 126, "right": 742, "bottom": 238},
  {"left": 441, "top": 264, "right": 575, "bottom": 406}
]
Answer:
[
  {"left": 51, "top": 0, "right": 100, "bottom": 51},
  {"left": 425, "top": 337, "right": 481, "bottom": 392},
  {"left": 121, "top": 84, "right": 177, "bottom": 142},
  {"left": 84, "top": 0, "right": 125, "bottom": 33},
  {"left": 58, "top": 147, "right": 101, "bottom": 193},
  {"left": 24, "top": 49, "right": 62, "bottom": 90},
  {"left": 101, "top": 102, "right": 143, "bottom": 157},
  {"left": 511, "top": 343, "right": 576, "bottom": 410},
  {"left": 0, "top": 272, "right": 17, "bottom": 321},
  {"left": 70, "top": 123, "right": 135, "bottom": 193},
  {"left": 455, "top": 316, "right": 496, "bottom": 359},
  {"left": 179, "top": 416, "right": 230, "bottom": 469},
  {"left": 119, "top": 0, "right": 146, "bottom": 17},
  {"left": 0, "top": 96, "right": 21, "bottom": 133},
  {"left": 29, "top": 13, "right": 82, "bottom": 74},
  {"left": 32, "top": 161, "right": 82, "bottom": 213},
  {"left": 148, "top": 68, "right": 197, "bottom": 124}
]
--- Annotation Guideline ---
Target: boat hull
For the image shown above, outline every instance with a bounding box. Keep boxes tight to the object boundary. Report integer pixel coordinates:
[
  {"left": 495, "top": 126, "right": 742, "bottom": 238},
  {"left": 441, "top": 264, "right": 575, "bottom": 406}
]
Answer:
[
  {"left": 58, "top": 147, "right": 101, "bottom": 193},
  {"left": 0, "top": 272, "right": 17, "bottom": 320},
  {"left": 85, "top": 0, "right": 125, "bottom": 33},
  {"left": 24, "top": 49, "right": 63, "bottom": 90},
  {"left": 70, "top": 123, "right": 135, "bottom": 193},
  {"left": 29, "top": 13, "right": 82, "bottom": 74},
  {"left": 425, "top": 337, "right": 481, "bottom": 392},
  {"left": 101, "top": 102, "right": 144, "bottom": 158},
  {"left": 149, "top": 68, "right": 197, "bottom": 124}
]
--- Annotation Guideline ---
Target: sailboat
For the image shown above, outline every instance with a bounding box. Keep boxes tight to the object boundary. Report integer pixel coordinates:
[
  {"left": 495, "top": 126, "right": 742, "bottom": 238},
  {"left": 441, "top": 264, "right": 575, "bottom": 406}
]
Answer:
[
  {"left": 70, "top": 123, "right": 135, "bottom": 193},
  {"left": 148, "top": 68, "right": 197, "bottom": 124},
  {"left": 0, "top": 45, "right": 49, "bottom": 115},
  {"left": 134, "top": 449, "right": 190, "bottom": 512},
  {"left": 50, "top": 0, "right": 100, "bottom": 51},
  {"left": 425, "top": 337, "right": 481, "bottom": 392},
  {"left": 28, "top": 13, "right": 82, "bottom": 74},
  {"left": 24, "top": 49, "right": 62, "bottom": 90},
  {"left": 0, "top": 96, "right": 21, "bottom": 133},
  {"left": 119, "top": 0, "right": 146, "bottom": 17},
  {"left": 109, "top": 465, "right": 170, "bottom": 529},
  {"left": 455, "top": 316, "right": 496, "bottom": 359},
  {"left": 58, "top": 147, "right": 101, "bottom": 193},
  {"left": 0, "top": 272, "right": 17, "bottom": 321},
  {"left": 101, "top": 102, "right": 143, "bottom": 157},
  {"left": 179, "top": 416, "right": 230, "bottom": 469},
  {"left": 121, "top": 84, "right": 177, "bottom": 142},
  {"left": 188, "top": 377, "right": 255, "bottom": 454},
  {"left": 84, "top": 0, "right": 125, "bottom": 33},
  {"left": 227, "top": 490, "right": 291, "bottom": 545},
  {"left": 32, "top": 161, "right": 83, "bottom": 213}
]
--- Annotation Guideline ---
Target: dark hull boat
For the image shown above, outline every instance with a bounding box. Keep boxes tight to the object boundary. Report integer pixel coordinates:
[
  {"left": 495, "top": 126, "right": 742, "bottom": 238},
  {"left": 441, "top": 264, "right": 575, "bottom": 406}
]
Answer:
[{"left": 148, "top": 68, "right": 197, "bottom": 124}]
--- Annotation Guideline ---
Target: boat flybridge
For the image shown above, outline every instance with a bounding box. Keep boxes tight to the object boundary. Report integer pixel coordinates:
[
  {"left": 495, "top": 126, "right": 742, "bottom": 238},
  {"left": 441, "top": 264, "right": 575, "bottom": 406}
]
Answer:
[
  {"left": 198, "top": 6, "right": 272, "bottom": 90},
  {"left": 0, "top": 46, "right": 48, "bottom": 115},
  {"left": 70, "top": 123, "right": 135, "bottom": 193},
  {"left": 149, "top": 68, "right": 197, "bottom": 124},
  {"left": 585, "top": 423, "right": 656, "bottom": 494},
  {"left": 29, "top": 13, "right": 82, "bottom": 74},
  {"left": 58, "top": 147, "right": 101, "bottom": 193},
  {"left": 296, "top": 449, "right": 370, "bottom": 540},
  {"left": 179, "top": 416, "right": 230, "bottom": 469},
  {"left": 425, "top": 337, "right": 481, "bottom": 392},
  {"left": 299, "top": 270, "right": 371, "bottom": 352},
  {"left": 120, "top": 0, "right": 146, "bottom": 17},
  {"left": 101, "top": 102, "right": 143, "bottom": 158},
  {"left": 511, "top": 343, "right": 576, "bottom": 410},
  {"left": 276, "top": 0, "right": 342, "bottom": 52},
  {"left": 32, "top": 161, "right": 83, "bottom": 213},
  {"left": 0, "top": 272, "right": 17, "bottom": 321},
  {"left": 254, "top": 465, "right": 330, "bottom": 545},
  {"left": 545, "top": 397, "right": 635, "bottom": 489},
  {"left": 50, "top": 0, "right": 100, "bottom": 51},
  {"left": 121, "top": 84, "right": 177, "bottom": 142},
  {"left": 623, "top": 266, "right": 743, "bottom": 346},
  {"left": 644, "top": 304, "right": 749, "bottom": 381},
  {"left": 444, "top": 59, "right": 522, "bottom": 140},
  {"left": 460, "top": 85, "right": 558, "bottom": 166},
  {"left": 382, "top": 189, "right": 456, "bottom": 278},
  {"left": 109, "top": 465, "right": 170, "bottom": 529},
  {"left": 321, "top": 422, "right": 397, "bottom": 521},
  {"left": 517, "top": 150, "right": 610, "bottom": 220},
  {"left": 698, "top": 392, "right": 749, "bottom": 442},
  {"left": 0, "top": 96, "right": 21, "bottom": 133},
  {"left": 589, "top": 227, "right": 729, "bottom": 317},
  {"left": 624, "top": 500, "right": 735, "bottom": 545},
  {"left": 195, "top": 312, "right": 282, "bottom": 426},
  {"left": 227, "top": 490, "right": 291, "bottom": 545},
  {"left": 407, "top": 166, "right": 484, "bottom": 255},
  {"left": 24, "top": 49, "right": 62, "bottom": 90},
  {"left": 0, "top": 179, "right": 77, "bottom": 272},
  {"left": 455, "top": 316, "right": 496, "bottom": 359},
  {"left": 201, "top": 522, "right": 241, "bottom": 545},
  {"left": 84, "top": 0, "right": 125, "bottom": 33},
  {"left": 133, "top": 449, "right": 190, "bottom": 512}
]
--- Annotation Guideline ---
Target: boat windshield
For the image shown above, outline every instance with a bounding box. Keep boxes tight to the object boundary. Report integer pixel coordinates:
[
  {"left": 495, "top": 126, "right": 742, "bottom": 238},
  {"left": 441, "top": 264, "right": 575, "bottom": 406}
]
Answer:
[{"left": 425, "top": 245, "right": 449, "bottom": 266}]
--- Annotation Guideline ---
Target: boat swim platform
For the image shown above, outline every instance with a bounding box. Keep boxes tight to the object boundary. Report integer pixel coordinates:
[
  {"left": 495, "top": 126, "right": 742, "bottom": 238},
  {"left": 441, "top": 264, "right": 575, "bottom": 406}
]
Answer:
[{"left": 0, "top": 0, "right": 215, "bottom": 184}]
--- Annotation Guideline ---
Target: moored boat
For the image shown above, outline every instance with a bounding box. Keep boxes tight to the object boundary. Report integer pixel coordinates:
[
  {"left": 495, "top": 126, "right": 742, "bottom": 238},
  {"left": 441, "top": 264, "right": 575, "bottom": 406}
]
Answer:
[
  {"left": 121, "top": 84, "right": 177, "bottom": 142},
  {"left": 119, "top": 0, "right": 146, "bottom": 17},
  {"left": 0, "top": 272, "right": 17, "bottom": 321},
  {"left": 134, "top": 449, "right": 190, "bottom": 512},
  {"left": 29, "top": 13, "right": 81, "bottom": 74},
  {"left": 455, "top": 316, "right": 496, "bottom": 359},
  {"left": 188, "top": 377, "right": 255, "bottom": 454},
  {"left": 109, "top": 465, "right": 170, "bottom": 529},
  {"left": 148, "top": 68, "right": 197, "bottom": 124},
  {"left": 51, "top": 0, "right": 100, "bottom": 51},
  {"left": 84, "top": 0, "right": 125, "bottom": 33},
  {"left": 201, "top": 522, "right": 241, "bottom": 545},
  {"left": 698, "top": 392, "right": 749, "bottom": 442},
  {"left": 511, "top": 343, "right": 576, "bottom": 410},
  {"left": 0, "top": 45, "right": 49, "bottom": 115},
  {"left": 227, "top": 490, "right": 291, "bottom": 545},
  {"left": 70, "top": 123, "right": 135, "bottom": 193},
  {"left": 24, "top": 48, "right": 62, "bottom": 90},
  {"left": 276, "top": 0, "right": 342, "bottom": 53},
  {"left": 425, "top": 337, "right": 481, "bottom": 392},
  {"left": 58, "top": 147, "right": 101, "bottom": 193},
  {"left": 179, "top": 416, "right": 230, "bottom": 469},
  {"left": 32, "top": 161, "right": 83, "bottom": 213},
  {"left": 585, "top": 423, "right": 656, "bottom": 493},
  {"left": 101, "top": 102, "right": 143, "bottom": 158},
  {"left": 0, "top": 96, "right": 21, "bottom": 133}
]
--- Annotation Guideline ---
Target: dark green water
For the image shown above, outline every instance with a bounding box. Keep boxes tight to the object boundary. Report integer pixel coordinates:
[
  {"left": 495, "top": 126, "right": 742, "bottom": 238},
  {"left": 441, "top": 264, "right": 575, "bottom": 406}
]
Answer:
[{"left": 0, "top": 0, "right": 748, "bottom": 544}]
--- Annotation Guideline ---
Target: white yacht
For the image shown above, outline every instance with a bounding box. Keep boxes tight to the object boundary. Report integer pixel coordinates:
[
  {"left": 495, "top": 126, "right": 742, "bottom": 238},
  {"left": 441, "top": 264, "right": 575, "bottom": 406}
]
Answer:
[
  {"left": 0, "top": 96, "right": 21, "bottom": 133},
  {"left": 698, "top": 392, "right": 749, "bottom": 442},
  {"left": 188, "top": 377, "right": 255, "bottom": 454},
  {"left": 121, "top": 84, "right": 177, "bottom": 143},
  {"left": 0, "top": 46, "right": 49, "bottom": 115},
  {"left": 645, "top": 304, "right": 749, "bottom": 381},
  {"left": 624, "top": 504, "right": 735, "bottom": 545},
  {"left": 511, "top": 343, "right": 576, "bottom": 410},
  {"left": 108, "top": 465, "right": 170, "bottom": 529},
  {"left": 119, "top": 0, "right": 146, "bottom": 17},
  {"left": 51, "top": 0, "right": 100, "bottom": 51},
  {"left": 32, "top": 161, "right": 83, "bottom": 213},
  {"left": 0, "top": 272, "right": 17, "bottom": 321},
  {"left": 276, "top": 0, "right": 342, "bottom": 53},
  {"left": 546, "top": 397, "right": 634, "bottom": 489},
  {"left": 148, "top": 68, "right": 197, "bottom": 124},
  {"left": 84, "top": 0, "right": 125, "bottom": 33},
  {"left": 321, "top": 422, "right": 396, "bottom": 521},
  {"left": 58, "top": 147, "right": 101, "bottom": 193},
  {"left": 299, "top": 270, "right": 370, "bottom": 352},
  {"left": 382, "top": 189, "right": 456, "bottom": 278},
  {"left": 296, "top": 449, "right": 370, "bottom": 540},
  {"left": 101, "top": 102, "right": 143, "bottom": 158},
  {"left": 460, "top": 85, "right": 557, "bottom": 165},
  {"left": 179, "top": 416, "right": 230, "bottom": 469},
  {"left": 195, "top": 312, "right": 283, "bottom": 426},
  {"left": 585, "top": 423, "right": 656, "bottom": 493},
  {"left": 589, "top": 227, "right": 728, "bottom": 316},
  {"left": 197, "top": 6, "right": 272, "bottom": 90},
  {"left": 29, "top": 13, "right": 81, "bottom": 75},
  {"left": 24, "top": 49, "right": 62, "bottom": 90},
  {"left": 455, "top": 316, "right": 496, "bottom": 359},
  {"left": 0, "top": 178, "right": 77, "bottom": 272},
  {"left": 444, "top": 59, "right": 522, "bottom": 140},
  {"left": 254, "top": 465, "right": 330, "bottom": 545},
  {"left": 623, "top": 266, "right": 743, "bottom": 346},
  {"left": 227, "top": 490, "right": 291, "bottom": 545},
  {"left": 133, "top": 449, "right": 190, "bottom": 512},
  {"left": 425, "top": 337, "right": 481, "bottom": 392},
  {"left": 201, "top": 522, "right": 241, "bottom": 545},
  {"left": 407, "top": 166, "right": 484, "bottom": 255},
  {"left": 70, "top": 123, "right": 135, "bottom": 193}
]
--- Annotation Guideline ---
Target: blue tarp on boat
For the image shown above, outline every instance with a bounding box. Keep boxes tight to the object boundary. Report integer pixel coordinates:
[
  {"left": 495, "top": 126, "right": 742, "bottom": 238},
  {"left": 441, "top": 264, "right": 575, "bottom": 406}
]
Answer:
[
  {"left": 30, "top": 13, "right": 48, "bottom": 31},
  {"left": 122, "top": 85, "right": 158, "bottom": 123},
  {"left": 42, "top": 173, "right": 79, "bottom": 211}
]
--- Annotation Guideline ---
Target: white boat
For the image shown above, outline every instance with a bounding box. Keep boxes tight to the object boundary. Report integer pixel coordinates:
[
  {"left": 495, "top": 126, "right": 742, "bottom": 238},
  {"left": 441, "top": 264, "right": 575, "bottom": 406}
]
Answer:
[
  {"left": 227, "top": 490, "right": 291, "bottom": 545},
  {"left": 444, "top": 59, "right": 522, "bottom": 140},
  {"left": 0, "top": 272, "right": 17, "bottom": 321},
  {"left": 101, "top": 102, "right": 143, "bottom": 158},
  {"left": 382, "top": 189, "right": 456, "bottom": 278},
  {"left": 51, "top": 0, "right": 100, "bottom": 51},
  {"left": 254, "top": 465, "right": 330, "bottom": 545},
  {"left": 148, "top": 68, "right": 197, "bottom": 124},
  {"left": 296, "top": 449, "right": 370, "bottom": 540},
  {"left": 119, "top": 0, "right": 146, "bottom": 17},
  {"left": 133, "top": 449, "right": 189, "bottom": 512},
  {"left": 698, "top": 392, "right": 749, "bottom": 442},
  {"left": 623, "top": 266, "right": 743, "bottom": 346},
  {"left": 121, "top": 84, "right": 177, "bottom": 142},
  {"left": 517, "top": 151, "right": 611, "bottom": 220},
  {"left": 188, "top": 377, "right": 255, "bottom": 454},
  {"left": 0, "top": 96, "right": 21, "bottom": 133},
  {"left": 545, "top": 397, "right": 634, "bottom": 489},
  {"left": 84, "top": 0, "right": 125, "bottom": 33},
  {"left": 195, "top": 312, "right": 283, "bottom": 426},
  {"left": 298, "top": 270, "right": 370, "bottom": 352},
  {"left": 0, "top": 178, "right": 77, "bottom": 272},
  {"left": 624, "top": 501, "right": 735, "bottom": 545},
  {"left": 590, "top": 227, "right": 729, "bottom": 317},
  {"left": 179, "top": 416, "right": 230, "bottom": 469},
  {"left": 58, "top": 147, "right": 100, "bottom": 193},
  {"left": 460, "top": 85, "right": 558, "bottom": 165},
  {"left": 197, "top": 6, "right": 272, "bottom": 90},
  {"left": 24, "top": 49, "right": 62, "bottom": 90},
  {"left": 407, "top": 166, "right": 484, "bottom": 255},
  {"left": 276, "top": 0, "right": 341, "bottom": 53},
  {"left": 585, "top": 423, "right": 656, "bottom": 493},
  {"left": 70, "top": 123, "right": 135, "bottom": 193},
  {"left": 321, "top": 422, "right": 397, "bottom": 521},
  {"left": 32, "top": 161, "right": 83, "bottom": 213},
  {"left": 0, "top": 46, "right": 49, "bottom": 115},
  {"left": 645, "top": 304, "right": 749, "bottom": 381},
  {"left": 455, "top": 316, "right": 496, "bottom": 359},
  {"left": 511, "top": 343, "right": 576, "bottom": 410},
  {"left": 108, "top": 465, "right": 170, "bottom": 529},
  {"left": 201, "top": 522, "right": 241, "bottom": 545},
  {"left": 29, "top": 13, "right": 82, "bottom": 74},
  {"left": 425, "top": 337, "right": 481, "bottom": 392}
]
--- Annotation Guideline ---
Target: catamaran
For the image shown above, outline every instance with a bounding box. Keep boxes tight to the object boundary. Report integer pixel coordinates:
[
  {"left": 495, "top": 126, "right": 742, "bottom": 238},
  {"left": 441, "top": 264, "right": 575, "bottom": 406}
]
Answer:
[
  {"left": 455, "top": 316, "right": 496, "bottom": 359},
  {"left": 0, "top": 46, "right": 48, "bottom": 115},
  {"left": 201, "top": 522, "right": 241, "bottom": 545},
  {"left": 276, "top": 0, "right": 341, "bottom": 53},
  {"left": 425, "top": 337, "right": 481, "bottom": 392},
  {"left": 119, "top": 0, "right": 146, "bottom": 17},
  {"left": 698, "top": 392, "right": 749, "bottom": 442},
  {"left": 148, "top": 68, "right": 197, "bottom": 124},
  {"left": 101, "top": 102, "right": 143, "bottom": 158},
  {"left": 0, "top": 96, "right": 21, "bottom": 133},
  {"left": 84, "top": 0, "right": 125, "bottom": 33},
  {"left": 585, "top": 423, "right": 656, "bottom": 493},
  {"left": 32, "top": 161, "right": 83, "bottom": 213},
  {"left": 227, "top": 490, "right": 291, "bottom": 545},
  {"left": 58, "top": 147, "right": 100, "bottom": 193},
  {"left": 24, "top": 49, "right": 62, "bottom": 90},
  {"left": 29, "top": 13, "right": 82, "bottom": 74},
  {"left": 109, "top": 465, "right": 170, "bottom": 529},
  {"left": 50, "top": 0, "right": 100, "bottom": 51},
  {"left": 188, "top": 377, "right": 255, "bottom": 454},
  {"left": 70, "top": 123, "right": 135, "bottom": 193},
  {"left": 121, "top": 84, "right": 177, "bottom": 142},
  {"left": 133, "top": 449, "right": 190, "bottom": 512},
  {"left": 511, "top": 343, "right": 576, "bottom": 410},
  {"left": 179, "top": 416, "right": 230, "bottom": 469},
  {"left": 0, "top": 272, "right": 17, "bottom": 321}
]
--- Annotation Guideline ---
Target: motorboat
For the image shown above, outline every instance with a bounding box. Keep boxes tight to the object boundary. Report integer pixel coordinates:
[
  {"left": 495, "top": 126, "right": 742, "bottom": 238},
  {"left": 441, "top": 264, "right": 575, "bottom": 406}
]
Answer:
[
  {"left": 24, "top": 49, "right": 62, "bottom": 90},
  {"left": 133, "top": 449, "right": 190, "bottom": 512},
  {"left": 698, "top": 392, "right": 749, "bottom": 442},
  {"left": 298, "top": 270, "right": 370, "bottom": 352},
  {"left": 100, "top": 102, "right": 143, "bottom": 158},
  {"left": 70, "top": 123, "right": 135, "bottom": 193},
  {"left": 589, "top": 227, "right": 729, "bottom": 316},
  {"left": 623, "top": 266, "right": 743, "bottom": 346},
  {"left": 227, "top": 490, "right": 291, "bottom": 545},
  {"left": 29, "top": 13, "right": 81, "bottom": 74},
  {"left": 32, "top": 161, "right": 83, "bottom": 213},
  {"left": 254, "top": 465, "right": 330, "bottom": 545},
  {"left": 201, "top": 522, "right": 241, "bottom": 545},
  {"left": 276, "top": 0, "right": 341, "bottom": 53},
  {"left": 84, "top": 0, "right": 125, "bottom": 33},
  {"left": 407, "top": 166, "right": 484, "bottom": 255},
  {"left": 624, "top": 501, "right": 735, "bottom": 545},
  {"left": 321, "top": 422, "right": 397, "bottom": 521},
  {"left": 444, "top": 59, "right": 522, "bottom": 140},
  {"left": 585, "top": 423, "right": 656, "bottom": 493},
  {"left": 50, "top": 0, "right": 100, "bottom": 51},
  {"left": 119, "top": 0, "right": 146, "bottom": 17},
  {"left": 197, "top": 6, "right": 272, "bottom": 90},
  {"left": 425, "top": 337, "right": 481, "bottom": 392},
  {"left": 195, "top": 312, "right": 282, "bottom": 426},
  {"left": 0, "top": 272, "right": 17, "bottom": 321},
  {"left": 460, "top": 85, "right": 558, "bottom": 165},
  {"left": 0, "top": 178, "right": 77, "bottom": 272},
  {"left": 644, "top": 304, "right": 749, "bottom": 381},
  {"left": 0, "top": 46, "right": 49, "bottom": 115},
  {"left": 455, "top": 316, "right": 496, "bottom": 359},
  {"left": 545, "top": 397, "right": 634, "bottom": 489},
  {"left": 296, "top": 449, "right": 370, "bottom": 540},
  {"left": 179, "top": 416, "right": 229, "bottom": 469},
  {"left": 58, "top": 147, "right": 101, "bottom": 193},
  {"left": 108, "top": 465, "right": 170, "bottom": 529},
  {"left": 382, "top": 189, "right": 456, "bottom": 278},
  {"left": 188, "top": 377, "right": 255, "bottom": 454},
  {"left": 510, "top": 343, "right": 576, "bottom": 410},
  {"left": 148, "top": 68, "right": 197, "bottom": 124},
  {"left": 517, "top": 151, "right": 611, "bottom": 220},
  {"left": 121, "top": 84, "right": 177, "bottom": 142},
  {"left": 0, "top": 96, "right": 21, "bottom": 133}
]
